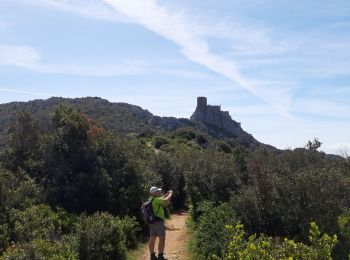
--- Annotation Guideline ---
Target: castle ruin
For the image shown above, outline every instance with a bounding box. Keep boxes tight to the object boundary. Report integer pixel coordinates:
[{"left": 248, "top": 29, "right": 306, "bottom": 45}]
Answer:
[{"left": 190, "top": 97, "right": 243, "bottom": 136}]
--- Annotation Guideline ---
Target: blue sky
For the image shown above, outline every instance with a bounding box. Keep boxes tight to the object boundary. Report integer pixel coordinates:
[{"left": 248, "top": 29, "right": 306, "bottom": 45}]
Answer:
[{"left": 0, "top": 0, "right": 349, "bottom": 155}]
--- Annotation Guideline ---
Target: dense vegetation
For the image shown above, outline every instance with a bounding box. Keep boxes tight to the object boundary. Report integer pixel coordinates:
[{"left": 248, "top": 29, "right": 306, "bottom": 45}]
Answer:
[
  {"left": 0, "top": 101, "right": 349, "bottom": 259},
  {"left": 188, "top": 141, "right": 350, "bottom": 259},
  {"left": 0, "top": 97, "right": 189, "bottom": 148}
]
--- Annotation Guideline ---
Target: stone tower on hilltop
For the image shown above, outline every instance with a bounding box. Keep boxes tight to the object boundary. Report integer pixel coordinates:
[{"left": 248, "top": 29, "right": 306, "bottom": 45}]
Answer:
[
  {"left": 193, "top": 97, "right": 208, "bottom": 119},
  {"left": 190, "top": 97, "right": 243, "bottom": 137}
]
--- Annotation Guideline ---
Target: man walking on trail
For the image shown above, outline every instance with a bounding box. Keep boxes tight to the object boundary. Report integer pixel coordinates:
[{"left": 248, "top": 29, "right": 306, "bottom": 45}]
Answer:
[{"left": 149, "top": 186, "right": 174, "bottom": 260}]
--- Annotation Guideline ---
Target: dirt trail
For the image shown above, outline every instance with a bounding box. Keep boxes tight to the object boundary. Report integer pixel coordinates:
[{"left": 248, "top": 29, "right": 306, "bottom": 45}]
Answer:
[{"left": 137, "top": 211, "right": 190, "bottom": 260}]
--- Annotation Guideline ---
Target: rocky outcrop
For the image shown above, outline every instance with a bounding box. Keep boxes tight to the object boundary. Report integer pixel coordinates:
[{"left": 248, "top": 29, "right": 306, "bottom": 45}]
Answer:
[
  {"left": 189, "top": 96, "right": 269, "bottom": 149},
  {"left": 190, "top": 97, "right": 244, "bottom": 137}
]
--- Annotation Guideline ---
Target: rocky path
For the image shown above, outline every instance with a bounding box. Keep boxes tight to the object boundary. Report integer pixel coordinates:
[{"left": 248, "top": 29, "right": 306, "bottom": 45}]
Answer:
[{"left": 137, "top": 211, "right": 190, "bottom": 260}]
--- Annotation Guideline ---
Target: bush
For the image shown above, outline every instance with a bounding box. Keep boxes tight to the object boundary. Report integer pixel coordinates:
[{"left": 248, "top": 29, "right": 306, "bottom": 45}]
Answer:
[
  {"left": 191, "top": 202, "right": 236, "bottom": 259},
  {"left": 184, "top": 150, "right": 241, "bottom": 208},
  {"left": 117, "top": 216, "right": 140, "bottom": 250},
  {"left": 335, "top": 213, "right": 350, "bottom": 259},
  {"left": 0, "top": 168, "right": 43, "bottom": 212},
  {"left": 76, "top": 212, "right": 127, "bottom": 260},
  {"left": 232, "top": 150, "right": 350, "bottom": 240},
  {"left": 153, "top": 136, "right": 169, "bottom": 149},
  {"left": 196, "top": 134, "right": 207, "bottom": 145},
  {"left": 2, "top": 239, "right": 77, "bottom": 260},
  {"left": 0, "top": 169, "right": 45, "bottom": 253},
  {"left": 10, "top": 205, "right": 62, "bottom": 243},
  {"left": 0, "top": 223, "right": 9, "bottom": 255},
  {"left": 218, "top": 142, "right": 231, "bottom": 153},
  {"left": 174, "top": 128, "right": 197, "bottom": 140},
  {"left": 219, "top": 222, "right": 337, "bottom": 260}
]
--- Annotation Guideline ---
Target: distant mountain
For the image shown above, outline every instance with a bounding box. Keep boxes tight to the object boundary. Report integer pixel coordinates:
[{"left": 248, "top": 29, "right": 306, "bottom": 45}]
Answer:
[{"left": 0, "top": 96, "right": 271, "bottom": 150}]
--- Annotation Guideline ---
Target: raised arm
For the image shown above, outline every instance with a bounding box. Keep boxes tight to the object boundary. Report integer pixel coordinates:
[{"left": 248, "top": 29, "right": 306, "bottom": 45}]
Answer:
[{"left": 160, "top": 190, "right": 174, "bottom": 203}]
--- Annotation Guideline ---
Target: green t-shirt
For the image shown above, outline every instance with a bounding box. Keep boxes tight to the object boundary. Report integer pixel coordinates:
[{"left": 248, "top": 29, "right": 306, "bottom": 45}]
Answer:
[{"left": 150, "top": 197, "right": 165, "bottom": 220}]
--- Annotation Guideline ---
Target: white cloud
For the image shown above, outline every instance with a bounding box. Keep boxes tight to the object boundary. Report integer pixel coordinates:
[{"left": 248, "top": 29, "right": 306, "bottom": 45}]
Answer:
[
  {"left": 153, "top": 68, "right": 208, "bottom": 79},
  {"left": 7, "top": 0, "right": 349, "bottom": 117},
  {"left": 322, "top": 143, "right": 350, "bottom": 156},
  {"left": 41, "top": 60, "right": 149, "bottom": 76},
  {"left": 201, "top": 21, "right": 301, "bottom": 56},
  {"left": 0, "top": 45, "right": 41, "bottom": 67},
  {"left": 0, "top": 44, "right": 147, "bottom": 76},
  {"left": 101, "top": 0, "right": 293, "bottom": 115},
  {"left": 12, "top": 0, "right": 131, "bottom": 23},
  {"left": 306, "top": 61, "right": 350, "bottom": 78},
  {"left": 225, "top": 104, "right": 274, "bottom": 117},
  {"left": 0, "top": 44, "right": 208, "bottom": 78},
  {"left": 292, "top": 99, "right": 350, "bottom": 119}
]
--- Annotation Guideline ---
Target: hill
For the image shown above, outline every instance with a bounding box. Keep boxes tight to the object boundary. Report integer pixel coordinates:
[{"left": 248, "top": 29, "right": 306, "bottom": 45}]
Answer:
[{"left": 0, "top": 96, "right": 270, "bottom": 150}]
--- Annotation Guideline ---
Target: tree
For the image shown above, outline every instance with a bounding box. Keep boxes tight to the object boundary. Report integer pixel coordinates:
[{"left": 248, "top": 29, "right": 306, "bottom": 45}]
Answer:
[
  {"left": 232, "top": 148, "right": 350, "bottom": 243},
  {"left": 152, "top": 153, "right": 187, "bottom": 210},
  {"left": 95, "top": 133, "right": 144, "bottom": 216},
  {"left": 1, "top": 110, "right": 42, "bottom": 175},
  {"left": 0, "top": 168, "right": 43, "bottom": 252},
  {"left": 43, "top": 105, "right": 105, "bottom": 213},
  {"left": 306, "top": 138, "right": 322, "bottom": 151},
  {"left": 40, "top": 106, "right": 144, "bottom": 216}
]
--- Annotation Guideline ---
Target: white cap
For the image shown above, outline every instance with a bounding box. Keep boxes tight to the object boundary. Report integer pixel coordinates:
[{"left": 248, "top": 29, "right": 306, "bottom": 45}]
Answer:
[{"left": 150, "top": 186, "right": 162, "bottom": 194}]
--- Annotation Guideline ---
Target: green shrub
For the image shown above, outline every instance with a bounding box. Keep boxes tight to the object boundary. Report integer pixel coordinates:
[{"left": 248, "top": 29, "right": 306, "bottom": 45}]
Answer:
[
  {"left": 220, "top": 222, "right": 337, "bottom": 260},
  {"left": 174, "top": 128, "right": 197, "bottom": 140},
  {"left": 191, "top": 202, "right": 236, "bottom": 259},
  {"left": 335, "top": 213, "right": 350, "bottom": 259},
  {"left": 2, "top": 239, "right": 77, "bottom": 260},
  {"left": 10, "top": 205, "right": 62, "bottom": 243},
  {"left": 218, "top": 142, "right": 231, "bottom": 153},
  {"left": 153, "top": 136, "right": 169, "bottom": 149},
  {"left": 196, "top": 134, "right": 207, "bottom": 145},
  {"left": 0, "top": 223, "right": 9, "bottom": 255},
  {"left": 232, "top": 150, "right": 350, "bottom": 241},
  {"left": 116, "top": 216, "right": 140, "bottom": 250},
  {"left": 76, "top": 212, "right": 127, "bottom": 260},
  {"left": 0, "top": 169, "right": 48, "bottom": 253},
  {"left": 0, "top": 168, "right": 43, "bottom": 212}
]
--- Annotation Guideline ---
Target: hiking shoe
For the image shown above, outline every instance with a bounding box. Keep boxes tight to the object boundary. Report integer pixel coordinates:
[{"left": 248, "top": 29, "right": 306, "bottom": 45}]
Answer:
[
  {"left": 157, "top": 253, "right": 167, "bottom": 260},
  {"left": 150, "top": 253, "right": 158, "bottom": 260}
]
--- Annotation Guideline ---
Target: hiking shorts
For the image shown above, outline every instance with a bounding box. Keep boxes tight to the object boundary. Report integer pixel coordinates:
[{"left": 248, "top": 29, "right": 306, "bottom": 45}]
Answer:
[{"left": 149, "top": 220, "right": 165, "bottom": 237}]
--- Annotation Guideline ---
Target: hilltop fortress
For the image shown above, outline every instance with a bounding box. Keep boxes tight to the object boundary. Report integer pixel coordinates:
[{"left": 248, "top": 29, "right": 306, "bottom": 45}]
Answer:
[{"left": 190, "top": 97, "right": 245, "bottom": 137}]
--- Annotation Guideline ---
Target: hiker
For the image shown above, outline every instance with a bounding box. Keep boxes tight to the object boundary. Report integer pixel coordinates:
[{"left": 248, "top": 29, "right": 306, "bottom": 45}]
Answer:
[{"left": 148, "top": 186, "right": 174, "bottom": 260}]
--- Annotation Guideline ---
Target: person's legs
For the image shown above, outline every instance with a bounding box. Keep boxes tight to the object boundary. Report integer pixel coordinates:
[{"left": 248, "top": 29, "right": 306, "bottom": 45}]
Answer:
[
  {"left": 157, "top": 221, "right": 167, "bottom": 259},
  {"left": 158, "top": 235, "right": 165, "bottom": 254},
  {"left": 149, "top": 235, "right": 157, "bottom": 259},
  {"left": 149, "top": 235, "right": 157, "bottom": 254},
  {"left": 151, "top": 221, "right": 167, "bottom": 259}
]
